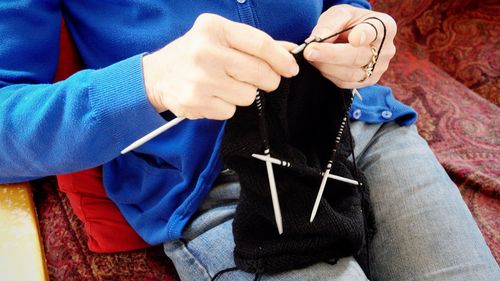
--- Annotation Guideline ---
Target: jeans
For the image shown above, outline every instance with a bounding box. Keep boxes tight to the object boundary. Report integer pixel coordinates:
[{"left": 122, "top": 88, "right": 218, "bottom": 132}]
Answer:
[{"left": 164, "top": 122, "right": 500, "bottom": 281}]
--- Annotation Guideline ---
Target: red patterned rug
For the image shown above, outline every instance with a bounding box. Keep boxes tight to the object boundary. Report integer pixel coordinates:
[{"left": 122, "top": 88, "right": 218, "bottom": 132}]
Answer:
[
  {"left": 34, "top": 178, "right": 181, "bottom": 281},
  {"left": 372, "top": 0, "right": 500, "bottom": 105}
]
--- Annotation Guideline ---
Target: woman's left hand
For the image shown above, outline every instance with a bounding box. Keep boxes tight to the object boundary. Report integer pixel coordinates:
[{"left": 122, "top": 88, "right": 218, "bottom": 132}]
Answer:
[{"left": 304, "top": 4, "right": 397, "bottom": 89}]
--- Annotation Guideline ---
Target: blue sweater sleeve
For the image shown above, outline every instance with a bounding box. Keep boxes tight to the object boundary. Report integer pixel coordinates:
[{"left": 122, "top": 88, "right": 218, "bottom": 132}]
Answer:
[
  {"left": 324, "top": 0, "right": 371, "bottom": 9},
  {"left": 0, "top": 1, "right": 166, "bottom": 183}
]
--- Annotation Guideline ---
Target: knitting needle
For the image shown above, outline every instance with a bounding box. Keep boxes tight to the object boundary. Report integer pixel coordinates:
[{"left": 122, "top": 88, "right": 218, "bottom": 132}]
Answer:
[
  {"left": 251, "top": 153, "right": 291, "bottom": 167},
  {"left": 352, "top": 88, "right": 363, "bottom": 101},
  {"left": 121, "top": 117, "right": 185, "bottom": 154},
  {"left": 310, "top": 111, "right": 350, "bottom": 223},
  {"left": 321, "top": 172, "right": 359, "bottom": 186},
  {"left": 291, "top": 35, "right": 323, "bottom": 55},
  {"left": 310, "top": 166, "right": 360, "bottom": 223},
  {"left": 262, "top": 148, "right": 283, "bottom": 234},
  {"left": 252, "top": 153, "right": 358, "bottom": 185},
  {"left": 310, "top": 160, "right": 334, "bottom": 222},
  {"left": 254, "top": 92, "right": 283, "bottom": 235}
]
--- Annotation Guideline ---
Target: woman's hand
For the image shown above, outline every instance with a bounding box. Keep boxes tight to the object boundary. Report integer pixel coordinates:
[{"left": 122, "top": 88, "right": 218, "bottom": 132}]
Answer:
[
  {"left": 142, "top": 13, "right": 299, "bottom": 120},
  {"left": 304, "top": 5, "right": 397, "bottom": 89}
]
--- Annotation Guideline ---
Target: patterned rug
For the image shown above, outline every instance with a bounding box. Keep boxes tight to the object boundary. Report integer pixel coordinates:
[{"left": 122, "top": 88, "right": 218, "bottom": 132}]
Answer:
[
  {"left": 372, "top": 0, "right": 500, "bottom": 105},
  {"left": 34, "top": 178, "right": 181, "bottom": 281}
]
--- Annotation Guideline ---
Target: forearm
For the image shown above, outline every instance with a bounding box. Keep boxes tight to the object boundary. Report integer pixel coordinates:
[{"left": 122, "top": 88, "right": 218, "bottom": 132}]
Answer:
[{"left": 0, "top": 55, "right": 166, "bottom": 183}]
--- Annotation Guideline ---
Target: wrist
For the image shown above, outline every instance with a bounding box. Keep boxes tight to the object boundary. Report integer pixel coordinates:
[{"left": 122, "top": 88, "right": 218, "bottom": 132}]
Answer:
[{"left": 142, "top": 53, "right": 167, "bottom": 113}]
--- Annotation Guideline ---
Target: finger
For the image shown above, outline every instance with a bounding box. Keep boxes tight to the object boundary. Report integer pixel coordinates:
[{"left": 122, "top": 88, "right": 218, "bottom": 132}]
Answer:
[
  {"left": 312, "top": 63, "right": 367, "bottom": 83},
  {"left": 277, "top": 41, "right": 299, "bottom": 52},
  {"left": 339, "top": 14, "right": 398, "bottom": 45},
  {"left": 310, "top": 5, "right": 354, "bottom": 43},
  {"left": 326, "top": 75, "right": 373, "bottom": 90},
  {"left": 202, "top": 96, "right": 237, "bottom": 120},
  {"left": 223, "top": 48, "right": 281, "bottom": 92},
  {"left": 215, "top": 77, "right": 258, "bottom": 107},
  {"left": 304, "top": 43, "right": 373, "bottom": 67},
  {"left": 347, "top": 22, "right": 378, "bottom": 47},
  {"left": 220, "top": 18, "right": 299, "bottom": 77},
  {"left": 324, "top": 66, "right": 386, "bottom": 89}
]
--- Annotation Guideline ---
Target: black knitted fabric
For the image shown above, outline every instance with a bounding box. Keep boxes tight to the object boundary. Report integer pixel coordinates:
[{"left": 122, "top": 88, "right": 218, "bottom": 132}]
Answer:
[{"left": 219, "top": 53, "right": 375, "bottom": 275}]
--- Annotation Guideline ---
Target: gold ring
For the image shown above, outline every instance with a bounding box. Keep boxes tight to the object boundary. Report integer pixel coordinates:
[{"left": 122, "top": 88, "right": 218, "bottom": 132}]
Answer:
[{"left": 359, "top": 44, "right": 378, "bottom": 83}]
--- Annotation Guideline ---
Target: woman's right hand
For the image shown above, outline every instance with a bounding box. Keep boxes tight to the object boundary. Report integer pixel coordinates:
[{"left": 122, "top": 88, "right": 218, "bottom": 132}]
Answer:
[{"left": 142, "top": 13, "right": 299, "bottom": 120}]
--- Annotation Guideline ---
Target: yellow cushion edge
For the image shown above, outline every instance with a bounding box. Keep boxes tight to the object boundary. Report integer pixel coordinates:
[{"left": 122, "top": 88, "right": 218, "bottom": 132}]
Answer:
[{"left": 0, "top": 182, "right": 49, "bottom": 281}]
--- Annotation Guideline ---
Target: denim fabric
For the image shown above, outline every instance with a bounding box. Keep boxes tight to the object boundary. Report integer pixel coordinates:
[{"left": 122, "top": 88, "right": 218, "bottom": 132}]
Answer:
[{"left": 164, "top": 122, "right": 500, "bottom": 281}]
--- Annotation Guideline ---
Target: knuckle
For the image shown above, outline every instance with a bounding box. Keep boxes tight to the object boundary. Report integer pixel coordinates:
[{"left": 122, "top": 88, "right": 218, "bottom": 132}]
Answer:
[
  {"left": 353, "top": 49, "right": 363, "bottom": 66},
  {"left": 383, "top": 14, "right": 397, "bottom": 29},
  {"left": 215, "top": 106, "right": 236, "bottom": 120},
  {"left": 191, "top": 50, "right": 205, "bottom": 65},
  {"left": 376, "top": 63, "right": 389, "bottom": 74},
  {"left": 188, "top": 44, "right": 207, "bottom": 64},
  {"left": 255, "top": 62, "right": 280, "bottom": 92},
  {"left": 195, "top": 13, "right": 219, "bottom": 28},
  {"left": 331, "top": 4, "right": 351, "bottom": 15},
  {"left": 386, "top": 44, "right": 396, "bottom": 58},
  {"left": 334, "top": 79, "right": 350, "bottom": 89},
  {"left": 190, "top": 44, "right": 220, "bottom": 66},
  {"left": 270, "top": 74, "right": 281, "bottom": 91},
  {"left": 378, "top": 13, "right": 398, "bottom": 36},
  {"left": 350, "top": 70, "right": 361, "bottom": 82},
  {"left": 241, "top": 90, "right": 257, "bottom": 106},
  {"left": 226, "top": 106, "right": 237, "bottom": 119},
  {"left": 181, "top": 85, "right": 203, "bottom": 106},
  {"left": 257, "top": 36, "right": 274, "bottom": 56},
  {"left": 257, "top": 39, "right": 269, "bottom": 54},
  {"left": 338, "top": 82, "right": 351, "bottom": 89}
]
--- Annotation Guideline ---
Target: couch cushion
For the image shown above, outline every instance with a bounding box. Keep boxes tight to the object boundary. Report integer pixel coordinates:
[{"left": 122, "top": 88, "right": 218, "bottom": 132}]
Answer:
[{"left": 57, "top": 169, "right": 150, "bottom": 252}]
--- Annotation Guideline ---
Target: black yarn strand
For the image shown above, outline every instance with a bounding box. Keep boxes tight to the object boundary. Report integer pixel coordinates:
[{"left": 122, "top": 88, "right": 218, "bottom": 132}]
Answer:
[
  {"left": 362, "top": 17, "right": 388, "bottom": 71},
  {"left": 253, "top": 272, "right": 263, "bottom": 281},
  {"left": 211, "top": 267, "right": 239, "bottom": 281}
]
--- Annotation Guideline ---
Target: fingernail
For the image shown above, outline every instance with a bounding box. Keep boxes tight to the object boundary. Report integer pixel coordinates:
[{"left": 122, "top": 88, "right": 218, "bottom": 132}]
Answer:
[
  {"left": 359, "top": 32, "right": 367, "bottom": 46},
  {"left": 307, "top": 50, "right": 319, "bottom": 61},
  {"left": 290, "top": 63, "right": 299, "bottom": 76}
]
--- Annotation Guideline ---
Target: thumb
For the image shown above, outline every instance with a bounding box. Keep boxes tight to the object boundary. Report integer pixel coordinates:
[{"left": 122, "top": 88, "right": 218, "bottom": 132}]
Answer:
[
  {"left": 347, "top": 22, "right": 377, "bottom": 47},
  {"left": 277, "top": 40, "right": 299, "bottom": 52},
  {"left": 310, "top": 6, "right": 353, "bottom": 43}
]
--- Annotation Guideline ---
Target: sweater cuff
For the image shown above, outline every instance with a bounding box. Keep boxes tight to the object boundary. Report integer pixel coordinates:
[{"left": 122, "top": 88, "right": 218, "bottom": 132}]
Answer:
[{"left": 88, "top": 54, "right": 166, "bottom": 148}]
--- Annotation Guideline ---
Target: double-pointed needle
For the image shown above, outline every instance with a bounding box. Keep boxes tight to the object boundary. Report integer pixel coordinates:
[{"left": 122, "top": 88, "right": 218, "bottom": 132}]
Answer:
[
  {"left": 252, "top": 150, "right": 283, "bottom": 235},
  {"left": 310, "top": 90, "right": 361, "bottom": 223},
  {"left": 253, "top": 92, "right": 284, "bottom": 235},
  {"left": 309, "top": 161, "right": 360, "bottom": 222},
  {"left": 121, "top": 117, "right": 186, "bottom": 154}
]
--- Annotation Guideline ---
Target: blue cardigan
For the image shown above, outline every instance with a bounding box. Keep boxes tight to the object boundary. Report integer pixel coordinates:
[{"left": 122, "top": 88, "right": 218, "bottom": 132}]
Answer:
[{"left": 0, "top": 0, "right": 416, "bottom": 244}]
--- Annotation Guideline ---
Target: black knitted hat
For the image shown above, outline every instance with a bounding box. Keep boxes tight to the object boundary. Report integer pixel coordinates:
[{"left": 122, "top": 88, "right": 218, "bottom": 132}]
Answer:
[{"left": 219, "top": 53, "right": 375, "bottom": 275}]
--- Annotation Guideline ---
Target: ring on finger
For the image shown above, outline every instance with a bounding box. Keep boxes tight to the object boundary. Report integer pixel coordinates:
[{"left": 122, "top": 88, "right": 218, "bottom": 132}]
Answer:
[{"left": 358, "top": 44, "right": 378, "bottom": 83}]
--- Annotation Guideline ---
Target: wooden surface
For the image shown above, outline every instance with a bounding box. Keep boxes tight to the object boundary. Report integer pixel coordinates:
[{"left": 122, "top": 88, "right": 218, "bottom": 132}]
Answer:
[{"left": 0, "top": 182, "right": 48, "bottom": 281}]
